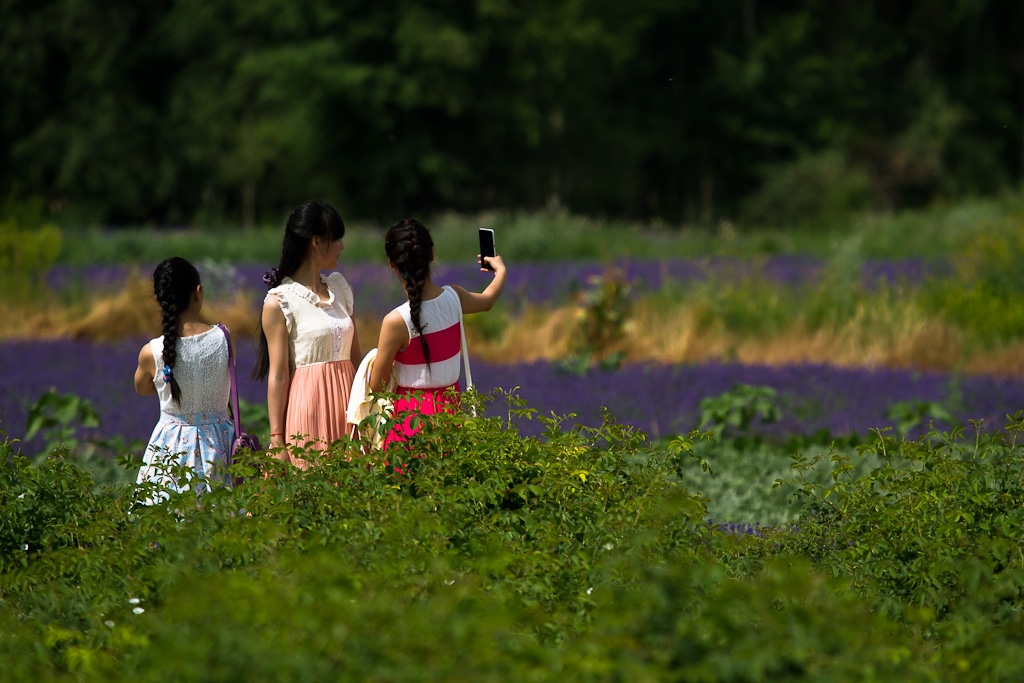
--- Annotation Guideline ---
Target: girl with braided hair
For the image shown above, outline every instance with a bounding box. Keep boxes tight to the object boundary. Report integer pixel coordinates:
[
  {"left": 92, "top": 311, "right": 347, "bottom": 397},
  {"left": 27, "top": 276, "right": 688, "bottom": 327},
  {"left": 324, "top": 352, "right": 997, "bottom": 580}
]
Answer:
[
  {"left": 253, "top": 199, "right": 362, "bottom": 466},
  {"left": 133, "top": 257, "right": 234, "bottom": 502},
  {"left": 369, "top": 218, "right": 506, "bottom": 446}
]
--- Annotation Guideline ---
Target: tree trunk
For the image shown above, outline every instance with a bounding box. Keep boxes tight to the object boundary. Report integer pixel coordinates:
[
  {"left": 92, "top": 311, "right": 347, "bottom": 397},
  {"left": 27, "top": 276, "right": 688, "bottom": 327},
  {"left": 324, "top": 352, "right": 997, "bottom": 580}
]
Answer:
[
  {"left": 700, "top": 172, "right": 714, "bottom": 226},
  {"left": 243, "top": 180, "right": 256, "bottom": 229},
  {"left": 742, "top": 0, "right": 756, "bottom": 42}
]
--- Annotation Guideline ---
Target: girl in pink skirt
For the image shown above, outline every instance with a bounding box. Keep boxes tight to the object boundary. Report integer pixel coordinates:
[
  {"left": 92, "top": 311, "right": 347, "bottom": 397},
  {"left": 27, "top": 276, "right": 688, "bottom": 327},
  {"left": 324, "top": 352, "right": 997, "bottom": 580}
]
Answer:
[
  {"left": 369, "top": 218, "right": 506, "bottom": 449},
  {"left": 252, "top": 200, "right": 362, "bottom": 468}
]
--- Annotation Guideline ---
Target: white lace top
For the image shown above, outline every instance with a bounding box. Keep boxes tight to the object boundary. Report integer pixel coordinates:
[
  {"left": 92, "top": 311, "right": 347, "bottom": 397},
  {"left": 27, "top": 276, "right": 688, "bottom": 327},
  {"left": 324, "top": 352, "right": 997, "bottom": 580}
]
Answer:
[
  {"left": 267, "top": 272, "right": 355, "bottom": 369},
  {"left": 150, "top": 326, "right": 231, "bottom": 416}
]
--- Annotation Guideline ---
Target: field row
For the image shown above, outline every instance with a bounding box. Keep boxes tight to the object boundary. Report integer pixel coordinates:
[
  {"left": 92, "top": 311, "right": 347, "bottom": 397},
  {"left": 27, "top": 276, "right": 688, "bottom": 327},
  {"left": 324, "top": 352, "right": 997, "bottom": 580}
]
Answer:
[
  {"left": 48, "top": 255, "right": 940, "bottom": 315},
  {"left": 3, "top": 337, "right": 1022, "bottom": 456}
]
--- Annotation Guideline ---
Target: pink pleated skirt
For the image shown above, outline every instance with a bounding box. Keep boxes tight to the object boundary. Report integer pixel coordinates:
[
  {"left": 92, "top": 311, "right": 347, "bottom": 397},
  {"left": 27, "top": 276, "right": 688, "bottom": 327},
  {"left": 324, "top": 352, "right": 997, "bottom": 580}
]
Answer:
[{"left": 284, "top": 359, "right": 355, "bottom": 467}]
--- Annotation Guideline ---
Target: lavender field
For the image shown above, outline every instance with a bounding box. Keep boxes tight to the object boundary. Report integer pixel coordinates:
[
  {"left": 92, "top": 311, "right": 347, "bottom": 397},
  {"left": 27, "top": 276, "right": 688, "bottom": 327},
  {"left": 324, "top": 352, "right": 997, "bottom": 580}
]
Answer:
[
  {"left": 3, "top": 336, "right": 1023, "bottom": 458},
  {"left": 8, "top": 254, "right": 1022, "bottom": 457},
  {"left": 49, "top": 254, "right": 943, "bottom": 315}
]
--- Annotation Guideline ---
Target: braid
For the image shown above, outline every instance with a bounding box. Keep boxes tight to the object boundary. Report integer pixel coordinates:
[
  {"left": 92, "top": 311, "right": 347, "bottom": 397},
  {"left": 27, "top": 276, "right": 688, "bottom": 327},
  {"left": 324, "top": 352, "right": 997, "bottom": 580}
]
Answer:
[
  {"left": 153, "top": 257, "right": 201, "bottom": 405},
  {"left": 160, "top": 303, "right": 182, "bottom": 404},
  {"left": 409, "top": 244, "right": 432, "bottom": 364},
  {"left": 385, "top": 219, "right": 435, "bottom": 367}
]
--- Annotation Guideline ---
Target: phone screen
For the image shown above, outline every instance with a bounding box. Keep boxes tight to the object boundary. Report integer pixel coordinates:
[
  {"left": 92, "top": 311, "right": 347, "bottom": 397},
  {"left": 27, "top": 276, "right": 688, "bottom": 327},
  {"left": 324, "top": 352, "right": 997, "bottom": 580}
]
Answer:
[{"left": 478, "top": 228, "right": 495, "bottom": 270}]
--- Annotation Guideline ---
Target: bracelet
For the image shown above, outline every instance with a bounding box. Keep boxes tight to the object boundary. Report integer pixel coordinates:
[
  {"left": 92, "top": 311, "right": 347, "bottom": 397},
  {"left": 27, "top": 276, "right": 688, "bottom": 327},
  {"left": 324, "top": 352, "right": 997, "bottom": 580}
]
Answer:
[{"left": 270, "top": 432, "right": 284, "bottom": 437}]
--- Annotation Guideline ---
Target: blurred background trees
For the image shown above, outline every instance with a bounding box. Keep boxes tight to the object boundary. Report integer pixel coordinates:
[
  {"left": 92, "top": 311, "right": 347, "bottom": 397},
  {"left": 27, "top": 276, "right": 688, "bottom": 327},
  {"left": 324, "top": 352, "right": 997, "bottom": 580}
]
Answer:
[{"left": 1, "top": 0, "right": 1022, "bottom": 227}]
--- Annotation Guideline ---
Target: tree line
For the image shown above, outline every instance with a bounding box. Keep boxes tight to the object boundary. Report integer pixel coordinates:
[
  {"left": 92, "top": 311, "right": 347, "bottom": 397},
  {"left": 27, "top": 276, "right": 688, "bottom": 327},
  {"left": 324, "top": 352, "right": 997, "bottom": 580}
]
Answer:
[{"left": 2, "top": 0, "right": 1022, "bottom": 226}]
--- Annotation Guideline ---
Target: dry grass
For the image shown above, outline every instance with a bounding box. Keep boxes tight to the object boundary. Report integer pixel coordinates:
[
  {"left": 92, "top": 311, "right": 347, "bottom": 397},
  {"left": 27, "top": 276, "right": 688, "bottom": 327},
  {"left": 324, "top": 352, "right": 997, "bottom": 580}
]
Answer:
[
  {"left": 0, "top": 275, "right": 264, "bottom": 342},
  {"left": 962, "top": 345, "right": 1024, "bottom": 379},
  {"left": 6, "top": 279, "right": 1024, "bottom": 380},
  {"left": 466, "top": 299, "right": 1024, "bottom": 379},
  {"left": 466, "top": 306, "right": 578, "bottom": 363}
]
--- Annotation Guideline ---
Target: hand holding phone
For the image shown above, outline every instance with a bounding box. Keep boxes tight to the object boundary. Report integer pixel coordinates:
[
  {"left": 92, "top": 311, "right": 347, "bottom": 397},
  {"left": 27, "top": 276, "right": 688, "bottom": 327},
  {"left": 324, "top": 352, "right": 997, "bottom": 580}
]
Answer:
[{"left": 478, "top": 227, "right": 495, "bottom": 271}]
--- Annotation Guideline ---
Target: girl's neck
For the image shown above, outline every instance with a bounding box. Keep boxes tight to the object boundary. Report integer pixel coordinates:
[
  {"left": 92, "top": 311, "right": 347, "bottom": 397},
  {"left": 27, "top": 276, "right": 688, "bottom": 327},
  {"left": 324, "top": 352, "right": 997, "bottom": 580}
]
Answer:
[
  {"left": 177, "top": 310, "right": 208, "bottom": 336},
  {"left": 290, "top": 261, "right": 327, "bottom": 294},
  {"left": 418, "top": 277, "right": 443, "bottom": 300}
]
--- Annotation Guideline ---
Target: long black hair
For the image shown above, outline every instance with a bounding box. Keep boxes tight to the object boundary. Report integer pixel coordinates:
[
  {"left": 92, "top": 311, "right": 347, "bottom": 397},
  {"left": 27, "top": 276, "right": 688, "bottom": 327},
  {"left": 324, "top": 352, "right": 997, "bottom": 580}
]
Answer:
[
  {"left": 153, "top": 257, "right": 201, "bottom": 405},
  {"left": 251, "top": 200, "right": 346, "bottom": 380},
  {"left": 385, "top": 218, "right": 435, "bottom": 366}
]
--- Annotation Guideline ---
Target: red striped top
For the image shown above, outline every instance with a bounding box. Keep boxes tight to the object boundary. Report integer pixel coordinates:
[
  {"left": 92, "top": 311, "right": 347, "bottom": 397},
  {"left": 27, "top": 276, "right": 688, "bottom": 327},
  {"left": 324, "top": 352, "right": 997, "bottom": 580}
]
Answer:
[{"left": 392, "top": 286, "right": 463, "bottom": 389}]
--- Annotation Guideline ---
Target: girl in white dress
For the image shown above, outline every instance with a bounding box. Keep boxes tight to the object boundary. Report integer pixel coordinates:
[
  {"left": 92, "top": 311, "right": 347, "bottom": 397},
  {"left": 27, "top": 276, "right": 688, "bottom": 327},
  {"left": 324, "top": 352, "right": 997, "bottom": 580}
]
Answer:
[{"left": 134, "top": 257, "right": 234, "bottom": 503}]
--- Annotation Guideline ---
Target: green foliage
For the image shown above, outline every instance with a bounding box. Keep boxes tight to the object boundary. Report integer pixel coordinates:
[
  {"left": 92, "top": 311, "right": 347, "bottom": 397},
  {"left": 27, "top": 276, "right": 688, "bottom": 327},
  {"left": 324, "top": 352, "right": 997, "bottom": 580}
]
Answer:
[
  {"left": 463, "top": 304, "right": 509, "bottom": 343},
  {"left": 34, "top": 192, "right": 1024, "bottom": 268},
  {"left": 919, "top": 227, "right": 1024, "bottom": 346},
  {"left": 556, "top": 268, "right": 632, "bottom": 375},
  {"left": 674, "top": 438, "right": 882, "bottom": 528},
  {"left": 10, "top": 391, "right": 1024, "bottom": 678},
  {"left": 742, "top": 149, "right": 876, "bottom": 228},
  {"left": 235, "top": 396, "right": 270, "bottom": 443},
  {"left": 800, "top": 233, "right": 868, "bottom": 331},
  {"left": 23, "top": 389, "right": 142, "bottom": 489},
  {"left": 573, "top": 268, "right": 632, "bottom": 355},
  {"left": 684, "top": 274, "right": 798, "bottom": 339},
  {"left": 581, "top": 558, "right": 939, "bottom": 681},
  {"left": 887, "top": 399, "right": 955, "bottom": 438},
  {"left": 698, "top": 384, "right": 782, "bottom": 443},
  {"left": 434, "top": 212, "right": 674, "bottom": 263},
  {"left": 0, "top": 447, "right": 104, "bottom": 573},
  {"left": 0, "top": 207, "right": 62, "bottom": 301},
  {"left": 767, "top": 415, "right": 1024, "bottom": 632},
  {"left": 4, "top": 1, "right": 1021, "bottom": 224},
  {"left": 0, "top": 391, "right": 713, "bottom": 677},
  {"left": 54, "top": 223, "right": 391, "bottom": 266},
  {"left": 851, "top": 193, "right": 1024, "bottom": 259}
]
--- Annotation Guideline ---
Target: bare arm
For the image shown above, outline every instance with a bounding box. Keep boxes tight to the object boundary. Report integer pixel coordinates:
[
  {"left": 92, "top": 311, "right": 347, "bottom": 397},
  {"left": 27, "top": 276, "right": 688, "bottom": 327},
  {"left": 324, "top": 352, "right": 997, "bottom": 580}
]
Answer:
[
  {"left": 263, "top": 294, "right": 292, "bottom": 454},
  {"left": 368, "top": 311, "right": 409, "bottom": 393},
  {"left": 453, "top": 254, "right": 507, "bottom": 314},
  {"left": 134, "top": 344, "right": 157, "bottom": 396},
  {"left": 350, "top": 320, "right": 363, "bottom": 367}
]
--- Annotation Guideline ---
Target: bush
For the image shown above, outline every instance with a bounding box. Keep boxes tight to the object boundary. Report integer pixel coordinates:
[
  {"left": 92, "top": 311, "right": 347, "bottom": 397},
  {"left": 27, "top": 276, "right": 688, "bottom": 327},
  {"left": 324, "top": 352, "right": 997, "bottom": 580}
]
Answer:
[
  {"left": 741, "top": 150, "right": 876, "bottom": 229},
  {"left": 919, "top": 228, "right": 1024, "bottom": 346},
  {"left": 763, "top": 415, "right": 1024, "bottom": 626},
  {"left": 7, "top": 392, "right": 1024, "bottom": 680},
  {"left": 0, "top": 211, "right": 62, "bottom": 303}
]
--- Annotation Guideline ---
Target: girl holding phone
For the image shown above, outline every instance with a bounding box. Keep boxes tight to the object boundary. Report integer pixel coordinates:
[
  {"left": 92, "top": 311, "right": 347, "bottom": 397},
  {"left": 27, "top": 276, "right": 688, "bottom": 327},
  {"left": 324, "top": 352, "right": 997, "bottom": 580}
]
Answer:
[{"left": 369, "top": 218, "right": 506, "bottom": 446}]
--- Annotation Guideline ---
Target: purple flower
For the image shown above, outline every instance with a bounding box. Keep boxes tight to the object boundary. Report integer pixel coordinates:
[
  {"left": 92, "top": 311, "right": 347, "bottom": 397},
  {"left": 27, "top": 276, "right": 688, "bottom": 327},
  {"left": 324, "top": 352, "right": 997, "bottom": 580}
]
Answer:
[
  {"left": 48, "top": 256, "right": 947, "bottom": 316},
  {"left": 3, "top": 340, "right": 1023, "bottom": 450}
]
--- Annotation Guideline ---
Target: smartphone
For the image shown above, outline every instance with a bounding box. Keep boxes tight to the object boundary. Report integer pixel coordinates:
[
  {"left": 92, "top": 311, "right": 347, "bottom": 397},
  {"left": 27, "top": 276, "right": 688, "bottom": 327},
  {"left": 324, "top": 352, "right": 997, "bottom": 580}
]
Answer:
[{"left": 478, "top": 227, "right": 496, "bottom": 270}]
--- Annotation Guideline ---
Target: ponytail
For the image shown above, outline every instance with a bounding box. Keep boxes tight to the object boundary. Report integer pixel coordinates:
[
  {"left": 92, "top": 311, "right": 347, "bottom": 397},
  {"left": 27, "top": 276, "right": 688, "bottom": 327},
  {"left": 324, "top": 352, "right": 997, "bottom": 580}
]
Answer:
[{"left": 252, "top": 199, "right": 345, "bottom": 380}]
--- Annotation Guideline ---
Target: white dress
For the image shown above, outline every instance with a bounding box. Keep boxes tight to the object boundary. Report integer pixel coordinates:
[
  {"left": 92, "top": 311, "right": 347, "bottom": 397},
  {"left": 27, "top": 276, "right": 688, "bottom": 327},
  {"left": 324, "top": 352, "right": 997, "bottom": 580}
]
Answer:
[{"left": 135, "top": 326, "right": 233, "bottom": 503}]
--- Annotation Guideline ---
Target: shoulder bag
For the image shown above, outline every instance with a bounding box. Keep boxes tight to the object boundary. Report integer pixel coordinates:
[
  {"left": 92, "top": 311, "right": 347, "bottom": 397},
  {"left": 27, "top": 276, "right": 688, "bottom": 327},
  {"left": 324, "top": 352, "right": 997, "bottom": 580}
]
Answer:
[{"left": 217, "top": 324, "right": 262, "bottom": 458}]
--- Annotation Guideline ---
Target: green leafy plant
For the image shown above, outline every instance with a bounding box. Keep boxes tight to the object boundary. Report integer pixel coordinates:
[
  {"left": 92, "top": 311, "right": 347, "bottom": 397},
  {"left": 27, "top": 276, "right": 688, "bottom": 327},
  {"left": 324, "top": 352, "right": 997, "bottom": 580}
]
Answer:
[
  {"left": 0, "top": 210, "right": 63, "bottom": 302},
  {"left": 24, "top": 389, "right": 142, "bottom": 488},
  {"left": 236, "top": 396, "right": 270, "bottom": 442},
  {"left": 766, "top": 412, "right": 1024, "bottom": 630},
  {"left": 25, "top": 389, "right": 102, "bottom": 456},
  {"left": 698, "top": 383, "right": 781, "bottom": 442},
  {"left": 8, "top": 391, "right": 1024, "bottom": 679},
  {"left": 562, "top": 268, "right": 633, "bottom": 373},
  {"left": 887, "top": 398, "right": 955, "bottom": 437}
]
